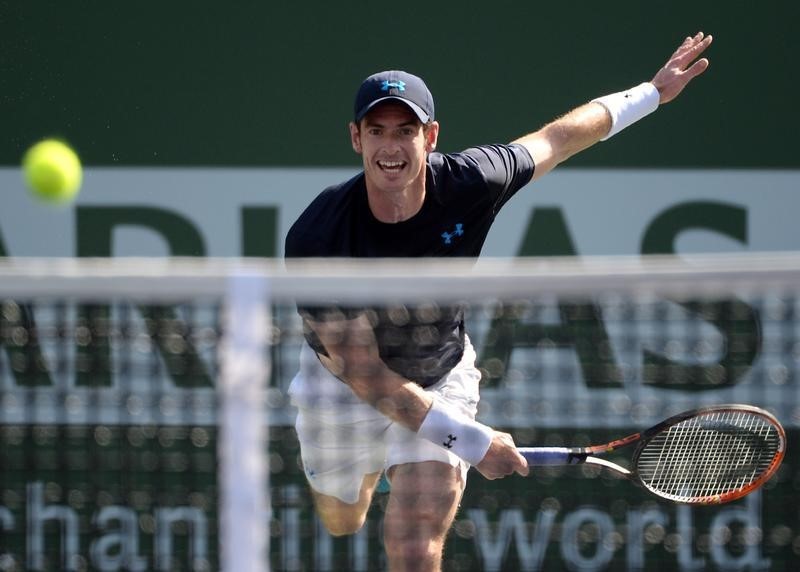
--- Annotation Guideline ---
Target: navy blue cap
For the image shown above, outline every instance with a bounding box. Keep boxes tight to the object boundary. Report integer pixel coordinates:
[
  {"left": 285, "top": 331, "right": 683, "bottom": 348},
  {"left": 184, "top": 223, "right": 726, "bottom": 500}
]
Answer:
[{"left": 354, "top": 70, "right": 435, "bottom": 123}]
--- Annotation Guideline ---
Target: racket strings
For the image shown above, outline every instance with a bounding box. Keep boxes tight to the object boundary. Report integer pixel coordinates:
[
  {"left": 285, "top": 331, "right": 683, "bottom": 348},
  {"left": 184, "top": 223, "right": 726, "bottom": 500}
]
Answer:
[{"left": 635, "top": 411, "right": 781, "bottom": 503}]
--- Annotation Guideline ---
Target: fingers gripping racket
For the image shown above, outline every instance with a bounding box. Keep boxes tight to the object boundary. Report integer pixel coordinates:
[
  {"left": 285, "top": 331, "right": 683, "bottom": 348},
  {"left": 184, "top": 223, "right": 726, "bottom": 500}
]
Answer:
[{"left": 519, "top": 405, "right": 785, "bottom": 505}]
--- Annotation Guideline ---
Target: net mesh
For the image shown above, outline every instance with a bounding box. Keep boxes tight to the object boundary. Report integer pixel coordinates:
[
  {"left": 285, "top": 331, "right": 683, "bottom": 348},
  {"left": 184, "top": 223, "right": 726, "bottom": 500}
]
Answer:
[
  {"left": 0, "top": 254, "right": 798, "bottom": 571},
  {"left": 0, "top": 298, "right": 224, "bottom": 571}
]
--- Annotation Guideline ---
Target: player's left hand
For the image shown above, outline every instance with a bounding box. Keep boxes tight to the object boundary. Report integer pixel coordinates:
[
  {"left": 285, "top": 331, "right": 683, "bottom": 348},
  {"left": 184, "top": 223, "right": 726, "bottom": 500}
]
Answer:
[{"left": 651, "top": 31, "right": 713, "bottom": 104}]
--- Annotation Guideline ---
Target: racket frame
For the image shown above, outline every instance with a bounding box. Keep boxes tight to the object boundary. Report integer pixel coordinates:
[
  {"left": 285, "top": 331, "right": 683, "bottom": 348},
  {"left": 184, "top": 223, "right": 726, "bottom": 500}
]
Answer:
[{"left": 520, "top": 404, "right": 786, "bottom": 505}]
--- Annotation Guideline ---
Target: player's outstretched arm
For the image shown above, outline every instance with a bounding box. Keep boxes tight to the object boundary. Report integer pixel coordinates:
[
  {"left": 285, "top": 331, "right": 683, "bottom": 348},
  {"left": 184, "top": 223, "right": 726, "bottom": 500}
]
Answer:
[{"left": 513, "top": 31, "right": 713, "bottom": 181}]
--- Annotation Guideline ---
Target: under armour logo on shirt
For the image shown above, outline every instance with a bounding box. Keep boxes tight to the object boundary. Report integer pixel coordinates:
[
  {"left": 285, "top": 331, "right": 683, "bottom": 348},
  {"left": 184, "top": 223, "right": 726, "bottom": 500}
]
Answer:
[
  {"left": 441, "top": 223, "right": 464, "bottom": 245},
  {"left": 443, "top": 434, "right": 457, "bottom": 449}
]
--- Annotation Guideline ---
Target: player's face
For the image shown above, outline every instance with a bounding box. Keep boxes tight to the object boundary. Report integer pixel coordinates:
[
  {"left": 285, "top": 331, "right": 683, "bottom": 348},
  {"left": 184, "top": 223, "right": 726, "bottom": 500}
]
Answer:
[{"left": 350, "top": 102, "right": 439, "bottom": 194}]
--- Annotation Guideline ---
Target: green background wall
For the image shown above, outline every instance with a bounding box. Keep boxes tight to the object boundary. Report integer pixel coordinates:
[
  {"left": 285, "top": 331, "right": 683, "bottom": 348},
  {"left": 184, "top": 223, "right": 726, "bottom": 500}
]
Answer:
[{"left": 3, "top": 1, "right": 797, "bottom": 168}]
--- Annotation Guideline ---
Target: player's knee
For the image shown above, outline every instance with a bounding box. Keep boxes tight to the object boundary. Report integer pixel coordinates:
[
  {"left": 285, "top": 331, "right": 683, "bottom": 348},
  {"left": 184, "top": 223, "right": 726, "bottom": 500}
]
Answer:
[
  {"left": 384, "top": 534, "right": 443, "bottom": 564},
  {"left": 384, "top": 510, "right": 449, "bottom": 562}
]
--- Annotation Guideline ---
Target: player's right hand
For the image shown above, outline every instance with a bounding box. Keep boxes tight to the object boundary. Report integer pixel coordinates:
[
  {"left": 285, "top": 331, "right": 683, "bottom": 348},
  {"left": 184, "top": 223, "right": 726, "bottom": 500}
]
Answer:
[
  {"left": 475, "top": 431, "right": 530, "bottom": 479},
  {"left": 651, "top": 31, "right": 712, "bottom": 105}
]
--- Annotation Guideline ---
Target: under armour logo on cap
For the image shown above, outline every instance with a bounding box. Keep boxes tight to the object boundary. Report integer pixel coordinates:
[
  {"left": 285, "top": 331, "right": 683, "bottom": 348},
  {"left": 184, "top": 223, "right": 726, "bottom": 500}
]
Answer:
[
  {"left": 381, "top": 80, "right": 406, "bottom": 92},
  {"left": 354, "top": 70, "right": 435, "bottom": 123}
]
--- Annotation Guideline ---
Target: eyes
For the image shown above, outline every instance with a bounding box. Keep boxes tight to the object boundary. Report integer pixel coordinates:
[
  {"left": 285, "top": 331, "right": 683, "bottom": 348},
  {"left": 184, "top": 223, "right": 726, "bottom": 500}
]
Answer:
[{"left": 365, "top": 126, "right": 419, "bottom": 138}]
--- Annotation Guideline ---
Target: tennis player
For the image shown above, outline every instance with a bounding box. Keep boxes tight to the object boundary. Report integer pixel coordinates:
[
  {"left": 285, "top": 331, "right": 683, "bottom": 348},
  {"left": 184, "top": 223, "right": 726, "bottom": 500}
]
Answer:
[{"left": 285, "top": 32, "right": 712, "bottom": 571}]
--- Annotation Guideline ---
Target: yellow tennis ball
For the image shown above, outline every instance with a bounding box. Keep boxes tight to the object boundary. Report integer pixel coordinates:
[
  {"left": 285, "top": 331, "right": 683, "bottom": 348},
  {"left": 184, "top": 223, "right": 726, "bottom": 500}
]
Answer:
[{"left": 22, "top": 139, "right": 83, "bottom": 203}]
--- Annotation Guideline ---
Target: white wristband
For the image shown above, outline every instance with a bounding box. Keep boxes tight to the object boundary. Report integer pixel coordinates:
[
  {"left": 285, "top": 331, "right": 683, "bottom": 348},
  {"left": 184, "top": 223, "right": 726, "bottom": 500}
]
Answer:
[
  {"left": 417, "top": 400, "right": 493, "bottom": 466},
  {"left": 592, "top": 82, "right": 660, "bottom": 140}
]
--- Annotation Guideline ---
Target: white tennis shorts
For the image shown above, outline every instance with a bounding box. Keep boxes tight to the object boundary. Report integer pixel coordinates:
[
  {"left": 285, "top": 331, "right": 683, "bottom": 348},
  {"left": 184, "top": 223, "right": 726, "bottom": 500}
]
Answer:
[{"left": 288, "top": 338, "right": 482, "bottom": 504}]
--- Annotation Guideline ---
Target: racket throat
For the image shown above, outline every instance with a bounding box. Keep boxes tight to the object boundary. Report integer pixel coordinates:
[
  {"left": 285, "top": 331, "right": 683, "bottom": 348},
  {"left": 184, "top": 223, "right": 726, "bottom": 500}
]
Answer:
[
  {"left": 584, "top": 456, "right": 633, "bottom": 476},
  {"left": 566, "top": 450, "right": 590, "bottom": 464}
]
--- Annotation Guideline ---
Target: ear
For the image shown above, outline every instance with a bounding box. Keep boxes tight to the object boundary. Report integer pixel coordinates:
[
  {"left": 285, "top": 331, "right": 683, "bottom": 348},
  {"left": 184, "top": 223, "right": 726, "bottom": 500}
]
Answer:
[
  {"left": 349, "top": 122, "right": 362, "bottom": 154},
  {"left": 424, "top": 121, "right": 440, "bottom": 153}
]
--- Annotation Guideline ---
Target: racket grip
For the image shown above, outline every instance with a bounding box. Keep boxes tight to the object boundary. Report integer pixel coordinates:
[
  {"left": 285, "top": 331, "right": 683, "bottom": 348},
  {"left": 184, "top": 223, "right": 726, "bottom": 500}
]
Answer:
[{"left": 519, "top": 447, "right": 578, "bottom": 466}]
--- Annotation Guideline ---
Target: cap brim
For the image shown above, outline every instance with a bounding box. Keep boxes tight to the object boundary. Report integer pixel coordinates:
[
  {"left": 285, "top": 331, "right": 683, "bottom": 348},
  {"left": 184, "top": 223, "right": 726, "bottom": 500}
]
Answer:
[{"left": 355, "top": 96, "right": 430, "bottom": 123}]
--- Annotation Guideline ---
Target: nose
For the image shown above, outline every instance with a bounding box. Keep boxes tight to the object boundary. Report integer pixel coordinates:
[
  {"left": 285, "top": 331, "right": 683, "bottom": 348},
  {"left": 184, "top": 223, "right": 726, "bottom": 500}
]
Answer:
[{"left": 384, "top": 133, "right": 403, "bottom": 152}]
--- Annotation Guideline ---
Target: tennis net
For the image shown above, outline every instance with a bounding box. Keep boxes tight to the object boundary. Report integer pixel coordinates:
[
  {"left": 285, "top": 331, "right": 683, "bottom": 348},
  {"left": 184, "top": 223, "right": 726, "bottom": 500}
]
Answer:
[{"left": 0, "top": 253, "right": 797, "bottom": 571}]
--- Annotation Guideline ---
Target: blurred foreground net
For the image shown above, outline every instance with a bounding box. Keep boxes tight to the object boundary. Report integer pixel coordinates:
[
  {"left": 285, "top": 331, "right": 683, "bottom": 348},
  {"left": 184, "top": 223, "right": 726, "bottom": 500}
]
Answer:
[{"left": 0, "top": 254, "right": 798, "bottom": 571}]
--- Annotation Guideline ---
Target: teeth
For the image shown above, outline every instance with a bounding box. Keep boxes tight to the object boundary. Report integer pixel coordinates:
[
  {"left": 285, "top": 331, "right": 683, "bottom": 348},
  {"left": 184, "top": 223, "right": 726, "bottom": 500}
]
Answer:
[{"left": 379, "top": 161, "right": 404, "bottom": 169}]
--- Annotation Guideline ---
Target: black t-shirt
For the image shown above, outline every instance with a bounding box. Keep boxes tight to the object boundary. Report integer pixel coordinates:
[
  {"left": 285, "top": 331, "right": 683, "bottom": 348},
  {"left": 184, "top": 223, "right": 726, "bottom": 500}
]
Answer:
[{"left": 285, "top": 144, "right": 535, "bottom": 386}]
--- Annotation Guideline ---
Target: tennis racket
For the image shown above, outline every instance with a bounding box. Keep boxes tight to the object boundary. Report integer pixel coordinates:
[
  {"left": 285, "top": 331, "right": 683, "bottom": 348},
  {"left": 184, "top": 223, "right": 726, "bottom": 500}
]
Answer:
[{"left": 519, "top": 404, "right": 785, "bottom": 505}]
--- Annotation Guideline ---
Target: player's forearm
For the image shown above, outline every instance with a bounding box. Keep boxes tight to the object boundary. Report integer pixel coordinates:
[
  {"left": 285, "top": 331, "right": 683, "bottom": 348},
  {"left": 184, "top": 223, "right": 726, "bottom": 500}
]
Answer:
[
  {"left": 512, "top": 102, "right": 610, "bottom": 180},
  {"left": 321, "top": 350, "right": 495, "bottom": 465},
  {"left": 350, "top": 369, "right": 433, "bottom": 431},
  {"left": 515, "top": 82, "right": 663, "bottom": 181},
  {"left": 318, "top": 351, "right": 432, "bottom": 430},
  {"left": 541, "top": 103, "right": 611, "bottom": 160}
]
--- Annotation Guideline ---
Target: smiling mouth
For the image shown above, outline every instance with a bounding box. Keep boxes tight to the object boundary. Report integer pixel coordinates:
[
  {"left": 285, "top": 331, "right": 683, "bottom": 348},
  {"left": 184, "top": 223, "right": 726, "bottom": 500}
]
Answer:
[{"left": 377, "top": 160, "right": 407, "bottom": 173}]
